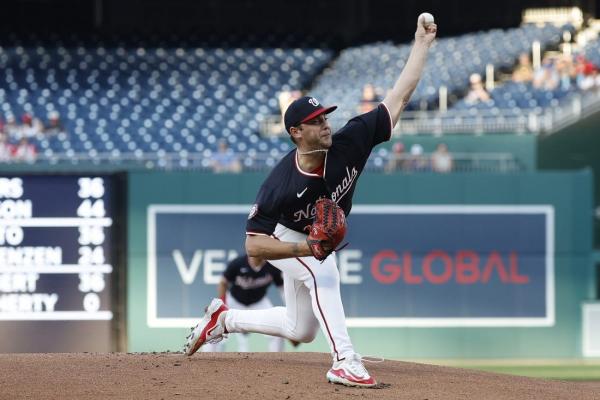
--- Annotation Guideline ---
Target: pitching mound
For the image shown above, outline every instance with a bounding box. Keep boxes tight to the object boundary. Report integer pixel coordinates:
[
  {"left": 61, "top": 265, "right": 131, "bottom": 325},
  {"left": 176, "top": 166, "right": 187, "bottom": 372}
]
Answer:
[{"left": 1, "top": 352, "right": 599, "bottom": 399}]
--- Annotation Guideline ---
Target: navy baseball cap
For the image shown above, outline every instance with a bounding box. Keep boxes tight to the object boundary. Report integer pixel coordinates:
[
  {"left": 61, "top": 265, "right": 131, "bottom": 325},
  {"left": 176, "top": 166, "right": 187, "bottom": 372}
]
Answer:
[{"left": 284, "top": 96, "right": 337, "bottom": 133}]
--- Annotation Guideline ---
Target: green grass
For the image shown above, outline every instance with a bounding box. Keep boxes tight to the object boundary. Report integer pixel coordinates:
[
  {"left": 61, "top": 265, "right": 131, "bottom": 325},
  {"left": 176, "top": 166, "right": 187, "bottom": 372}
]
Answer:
[{"left": 420, "top": 360, "right": 600, "bottom": 380}]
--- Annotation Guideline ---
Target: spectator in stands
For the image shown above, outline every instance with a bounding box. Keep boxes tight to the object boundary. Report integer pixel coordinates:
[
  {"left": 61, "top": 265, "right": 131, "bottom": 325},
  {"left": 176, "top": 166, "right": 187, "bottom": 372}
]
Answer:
[
  {"left": 407, "top": 144, "right": 430, "bottom": 172},
  {"left": 465, "top": 73, "right": 490, "bottom": 104},
  {"left": 512, "top": 53, "right": 534, "bottom": 83},
  {"left": 44, "top": 111, "right": 66, "bottom": 136},
  {"left": 12, "top": 137, "right": 37, "bottom": 163},
  {"left": 556, "top": 55, "right": 574, "bottom": 91},
  {"left": 384, "top": 141, "right": 407, "bottom": 173},
  {"left": 20, "top": 113, "right": 44, "bottom": 139},
  {"left": 212, "top": 140, "right": 242, "bottom": 173},
  {"left": 0, "top": 133, "right": 14, "bottom": 163},
  {"left": 431, "top": 143, "right": 453, "bottom": 173},
  {"left": 578, "top": 68, "right": 600, "bottom": 91},
  {"left": 4, "top": 114, "right": 20, "bottom": 139},
  {"left": 533, "top": 55, "right": 559, "bottom": 91},
  {"left": 358, "top": 84, "right": 382, "bottom": 114},
  {"left": 575, "top": 54, "right": 598, "bottom": 91}
]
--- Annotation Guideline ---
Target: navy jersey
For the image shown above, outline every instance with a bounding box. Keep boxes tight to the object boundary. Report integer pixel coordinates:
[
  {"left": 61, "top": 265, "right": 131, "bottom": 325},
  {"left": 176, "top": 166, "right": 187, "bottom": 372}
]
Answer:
[
  {"left": 247, "top": 103, "right": 392, "bottom": 235},
  {"left": 224, "top": 255, "right": 284, "bottom": 305}
]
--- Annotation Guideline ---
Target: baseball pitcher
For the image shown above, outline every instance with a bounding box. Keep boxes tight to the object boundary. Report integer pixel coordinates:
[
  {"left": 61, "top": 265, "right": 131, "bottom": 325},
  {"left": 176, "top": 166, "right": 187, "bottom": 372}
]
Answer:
[{"left": 185, "top": 14, "right": 437, "bottom": 387}]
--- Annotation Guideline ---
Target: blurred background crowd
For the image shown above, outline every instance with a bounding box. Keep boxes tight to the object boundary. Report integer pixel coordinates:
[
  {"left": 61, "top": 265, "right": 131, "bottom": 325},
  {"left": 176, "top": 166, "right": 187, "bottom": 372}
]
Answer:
[{"left": 0, "top": 111, "right": 66, "bottom": 163}]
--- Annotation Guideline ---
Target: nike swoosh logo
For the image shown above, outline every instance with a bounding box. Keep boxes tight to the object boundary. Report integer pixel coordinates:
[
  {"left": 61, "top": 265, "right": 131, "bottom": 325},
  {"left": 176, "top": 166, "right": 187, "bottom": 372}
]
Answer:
[
  {"left": 206, "top": 325, "right": 218, "bottom": 338},
  {"left": 297, "top": 187, "right": 308, "bottom": 198}
]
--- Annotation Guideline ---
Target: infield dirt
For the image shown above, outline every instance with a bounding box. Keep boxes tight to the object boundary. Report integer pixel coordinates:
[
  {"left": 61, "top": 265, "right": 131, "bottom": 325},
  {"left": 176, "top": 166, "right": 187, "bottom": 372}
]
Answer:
[{"left": 1, "top": 352, "right": 599, "bottom": 399}]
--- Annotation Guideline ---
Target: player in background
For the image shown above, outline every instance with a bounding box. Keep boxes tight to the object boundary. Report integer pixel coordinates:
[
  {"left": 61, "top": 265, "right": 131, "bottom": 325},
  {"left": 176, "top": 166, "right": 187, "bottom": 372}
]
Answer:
[
  {"left": 202, "top": 254, "right": 286, "bottom": 352},
  {"left": 184, "top": 14, "right": 437, "bottom": 387}
]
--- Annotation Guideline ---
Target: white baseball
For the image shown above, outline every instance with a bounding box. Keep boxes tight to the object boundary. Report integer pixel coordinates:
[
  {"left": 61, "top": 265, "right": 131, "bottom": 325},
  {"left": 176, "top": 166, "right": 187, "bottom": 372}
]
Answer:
[{"left": 419, "top": 12, "right": 435, "bottom": 26}]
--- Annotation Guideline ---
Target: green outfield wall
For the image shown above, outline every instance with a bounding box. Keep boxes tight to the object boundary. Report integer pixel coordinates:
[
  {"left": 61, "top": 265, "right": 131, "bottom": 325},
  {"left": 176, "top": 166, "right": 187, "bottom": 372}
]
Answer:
[
  {"left": 127, "top": 170, "right": 593, "bottom": 359},
  {"left": 539, "top": 110, "right": 600, "bottom": 249}
]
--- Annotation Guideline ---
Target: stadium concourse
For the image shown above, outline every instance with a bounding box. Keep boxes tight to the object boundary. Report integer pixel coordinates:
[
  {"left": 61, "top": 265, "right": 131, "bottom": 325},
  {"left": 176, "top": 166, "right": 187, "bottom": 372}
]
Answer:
[{"left": 0, "top": 21, "right": 598, "bottom": 171}]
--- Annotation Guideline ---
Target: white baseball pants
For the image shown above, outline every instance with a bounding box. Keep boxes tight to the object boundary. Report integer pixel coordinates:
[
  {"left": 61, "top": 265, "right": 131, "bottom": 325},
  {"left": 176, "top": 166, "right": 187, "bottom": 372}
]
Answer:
[
  {"left": 202, "top": 293, "right": 284, "bottom": 352},
  {"left": 225, "top": 224, "right": 355, "bottom": 361}
]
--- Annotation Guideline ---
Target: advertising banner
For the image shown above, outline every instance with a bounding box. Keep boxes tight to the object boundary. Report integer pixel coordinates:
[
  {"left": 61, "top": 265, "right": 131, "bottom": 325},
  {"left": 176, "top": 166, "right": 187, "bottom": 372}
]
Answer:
[{"left": 147, "top": 205, "right": 553, "bottom": 328}]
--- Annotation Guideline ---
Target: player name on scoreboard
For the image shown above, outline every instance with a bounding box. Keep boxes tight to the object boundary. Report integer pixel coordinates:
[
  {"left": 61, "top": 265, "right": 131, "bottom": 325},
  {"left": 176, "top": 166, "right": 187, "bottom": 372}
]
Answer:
[{"left": 0, "top": 176, "right": 114, "bottom": 321}]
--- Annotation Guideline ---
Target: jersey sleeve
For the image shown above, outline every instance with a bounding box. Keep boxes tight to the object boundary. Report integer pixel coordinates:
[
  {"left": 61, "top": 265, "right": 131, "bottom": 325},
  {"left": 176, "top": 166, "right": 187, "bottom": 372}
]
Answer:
[
  {"left": 246, "top": 182, "right": 281, "bottom": 236},
  {"left": 342, "top": 103, "right": 393, "bottom": 151}
]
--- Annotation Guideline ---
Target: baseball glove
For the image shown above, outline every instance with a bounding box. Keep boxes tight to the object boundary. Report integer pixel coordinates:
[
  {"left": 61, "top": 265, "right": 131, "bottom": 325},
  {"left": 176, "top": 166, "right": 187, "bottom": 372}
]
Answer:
[{"left": 306, "top": 198, "right": 347, "bottom": 261}]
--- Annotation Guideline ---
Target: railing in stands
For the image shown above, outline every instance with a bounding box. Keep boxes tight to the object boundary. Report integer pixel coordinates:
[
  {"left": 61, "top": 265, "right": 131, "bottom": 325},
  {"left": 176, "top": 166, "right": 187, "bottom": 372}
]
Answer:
[
  {"left": 259, "top": 90, "right": 600, "bottom": 136},
  {"left": 0, "top": 152, "right": 522, "bottom": 173}
]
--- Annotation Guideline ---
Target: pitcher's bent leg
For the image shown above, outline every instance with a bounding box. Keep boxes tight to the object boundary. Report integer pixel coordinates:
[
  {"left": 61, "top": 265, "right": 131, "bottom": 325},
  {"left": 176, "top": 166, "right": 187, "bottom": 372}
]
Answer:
[{"left": 224, "top": 257, "right": 319, "bottom": 343}]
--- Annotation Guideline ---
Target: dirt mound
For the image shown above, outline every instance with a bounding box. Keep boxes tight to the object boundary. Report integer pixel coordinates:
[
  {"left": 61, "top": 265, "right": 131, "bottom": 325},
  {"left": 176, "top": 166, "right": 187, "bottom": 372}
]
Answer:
[{"left": 1, "top": 352, "right": 599, "bottom": 399}]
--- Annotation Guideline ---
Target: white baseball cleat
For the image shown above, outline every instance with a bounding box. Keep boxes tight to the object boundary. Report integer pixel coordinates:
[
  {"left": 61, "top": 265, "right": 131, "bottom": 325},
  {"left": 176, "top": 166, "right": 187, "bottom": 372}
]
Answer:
[
  {"left": 183, "top": 298, "right": 229, "bottom": 356},
  {"left": 326, "top": 353, "right": 377, "bottom": 388}
]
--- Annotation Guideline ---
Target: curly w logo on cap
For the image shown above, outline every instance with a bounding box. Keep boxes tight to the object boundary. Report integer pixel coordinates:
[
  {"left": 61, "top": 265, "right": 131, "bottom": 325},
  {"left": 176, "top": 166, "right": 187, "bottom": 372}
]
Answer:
[{"left": 283, "top": 96, "right": 337, "bottom": 133}]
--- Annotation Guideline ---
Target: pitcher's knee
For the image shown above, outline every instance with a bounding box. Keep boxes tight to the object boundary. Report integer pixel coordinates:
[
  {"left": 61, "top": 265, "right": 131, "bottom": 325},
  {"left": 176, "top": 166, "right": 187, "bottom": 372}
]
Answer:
[{"left": 289, "top": 326, "right": 318, "bottom": 343}]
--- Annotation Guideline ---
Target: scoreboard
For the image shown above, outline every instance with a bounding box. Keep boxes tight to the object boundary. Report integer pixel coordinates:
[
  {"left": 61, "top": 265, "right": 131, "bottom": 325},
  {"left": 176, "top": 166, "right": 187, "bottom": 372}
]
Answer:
[{"left": 0, "top": 175, "right": 123, "bottom": 352}]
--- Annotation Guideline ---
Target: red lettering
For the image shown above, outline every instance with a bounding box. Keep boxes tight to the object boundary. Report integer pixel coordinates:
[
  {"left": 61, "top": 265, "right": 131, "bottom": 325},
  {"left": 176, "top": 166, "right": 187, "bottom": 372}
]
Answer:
[
  {"left": 422, "top": 250, "right": 452, "bottom": 284},
  {"left": 456, "top": 250, "right": 480, "bottom": 284},
  {"left": 371, "top": 250, "right": 401, "bottom": 284},
  {"left": 369, "top": 249, "right": 529, "bottom": 286},
  {"left": 482, "top": 251, "right": 509, "bottom": 283},
  {"left": 509, "top": 252, "right": 529, "bottom": 284},
  {"left": 403, "top": 252, "right": 422, "bottom": 284}
]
